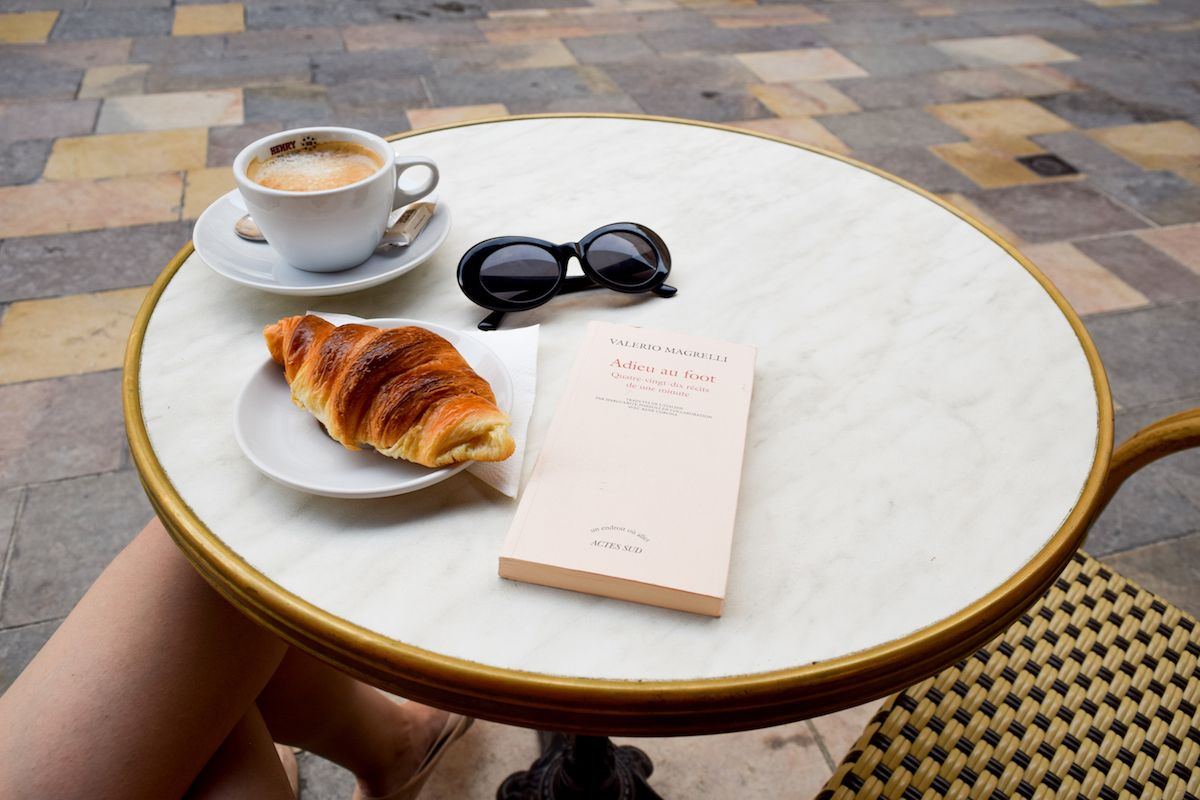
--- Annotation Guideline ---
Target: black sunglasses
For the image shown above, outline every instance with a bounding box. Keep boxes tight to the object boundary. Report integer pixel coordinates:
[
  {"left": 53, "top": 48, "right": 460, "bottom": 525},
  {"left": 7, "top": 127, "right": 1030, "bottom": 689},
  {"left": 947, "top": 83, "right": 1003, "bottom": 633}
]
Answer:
[{"left": 456, "top": 222, "right": 677, "bottom": 330}]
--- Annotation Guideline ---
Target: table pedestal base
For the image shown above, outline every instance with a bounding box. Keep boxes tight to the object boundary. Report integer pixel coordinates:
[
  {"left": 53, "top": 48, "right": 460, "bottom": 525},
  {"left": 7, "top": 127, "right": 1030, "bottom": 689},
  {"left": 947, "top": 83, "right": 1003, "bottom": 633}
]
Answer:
[{"left": 498, "top": 733, "right": 663, "bottom": 800}]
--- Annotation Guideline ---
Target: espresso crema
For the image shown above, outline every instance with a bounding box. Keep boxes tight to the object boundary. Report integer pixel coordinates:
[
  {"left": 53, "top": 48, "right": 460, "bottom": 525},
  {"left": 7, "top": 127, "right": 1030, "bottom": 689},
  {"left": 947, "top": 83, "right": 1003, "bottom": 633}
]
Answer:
[{"left": 247, "top": 141, "right": 384, "bottom": 192}]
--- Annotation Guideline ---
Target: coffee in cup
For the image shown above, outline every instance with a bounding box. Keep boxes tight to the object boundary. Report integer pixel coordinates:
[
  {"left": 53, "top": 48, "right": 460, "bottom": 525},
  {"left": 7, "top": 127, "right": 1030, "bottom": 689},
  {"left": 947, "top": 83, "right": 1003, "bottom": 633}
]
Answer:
[
  {"left": 246, "top": 141, "right": 384, "bottom": 193},
  {"left": 233, "top": 127, "right": 439, "bottom": 272}
]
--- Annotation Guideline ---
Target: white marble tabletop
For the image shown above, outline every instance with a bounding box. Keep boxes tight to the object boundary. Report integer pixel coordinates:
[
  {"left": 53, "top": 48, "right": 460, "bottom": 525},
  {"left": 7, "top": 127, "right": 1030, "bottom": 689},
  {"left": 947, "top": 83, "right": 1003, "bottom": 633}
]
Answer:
[{"left": 136, "top": 116, "right": 1105, "bottom": 688}]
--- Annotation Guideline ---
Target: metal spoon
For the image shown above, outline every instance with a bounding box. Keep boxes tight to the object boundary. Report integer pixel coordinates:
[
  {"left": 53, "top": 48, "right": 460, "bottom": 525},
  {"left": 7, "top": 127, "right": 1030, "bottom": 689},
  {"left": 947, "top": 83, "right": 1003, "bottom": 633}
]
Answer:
[{"left": 234, "top": 214, "right": 266, "bottom": 242}]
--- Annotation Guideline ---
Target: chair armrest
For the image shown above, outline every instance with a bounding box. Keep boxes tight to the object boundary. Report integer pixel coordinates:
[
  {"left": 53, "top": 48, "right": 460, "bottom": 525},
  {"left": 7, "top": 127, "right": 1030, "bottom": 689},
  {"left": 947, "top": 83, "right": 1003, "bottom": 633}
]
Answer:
[{"left": 1095, "top": 406, "right": 1200, "bottom": 515}]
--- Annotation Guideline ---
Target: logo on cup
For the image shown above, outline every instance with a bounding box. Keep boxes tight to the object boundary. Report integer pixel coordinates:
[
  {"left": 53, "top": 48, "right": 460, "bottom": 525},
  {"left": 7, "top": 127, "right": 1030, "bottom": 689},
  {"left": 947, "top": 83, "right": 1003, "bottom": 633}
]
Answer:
[{"left": 269, "top": 140, "right": 297, "bottom": 156}]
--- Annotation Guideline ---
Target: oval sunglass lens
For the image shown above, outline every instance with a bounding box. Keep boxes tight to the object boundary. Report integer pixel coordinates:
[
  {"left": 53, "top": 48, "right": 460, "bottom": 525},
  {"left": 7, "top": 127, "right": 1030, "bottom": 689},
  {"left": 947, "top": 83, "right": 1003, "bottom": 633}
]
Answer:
[
  {"left": 478, "top": 245, "right": 560, "bottom": 304},
  {"left": 586, "top": 231, "right": 659, "bottom": 287}
]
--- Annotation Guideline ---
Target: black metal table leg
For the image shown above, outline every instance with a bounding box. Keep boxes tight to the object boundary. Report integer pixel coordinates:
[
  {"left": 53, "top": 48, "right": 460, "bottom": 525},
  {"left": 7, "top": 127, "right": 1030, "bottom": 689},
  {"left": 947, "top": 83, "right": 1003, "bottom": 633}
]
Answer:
[{"left": 498, "top": 733, "right": 663, "bottom": 799}]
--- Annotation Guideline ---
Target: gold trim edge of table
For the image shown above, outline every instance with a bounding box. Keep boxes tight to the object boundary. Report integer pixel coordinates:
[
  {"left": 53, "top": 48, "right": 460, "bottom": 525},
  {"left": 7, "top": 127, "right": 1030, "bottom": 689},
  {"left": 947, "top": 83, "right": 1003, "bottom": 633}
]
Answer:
[{"left": 122, "top": 113, "right": 1115, "bottom": 736}]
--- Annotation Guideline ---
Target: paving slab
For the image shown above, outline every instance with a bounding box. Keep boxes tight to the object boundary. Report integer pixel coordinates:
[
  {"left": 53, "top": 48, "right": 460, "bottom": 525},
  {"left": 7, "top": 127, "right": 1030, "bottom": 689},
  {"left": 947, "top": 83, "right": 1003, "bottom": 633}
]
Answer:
[
  {"left": 1111, "top": 395, "right": 1200, "bottom": 513},
  {"left": 0, "top": 139, "right": 52, "bottom": 186},
  {"left": 0, "top": 286, "right": 147, "bottom": 384},
  {"left": 749, "top": 80, "right": 858, "bottom": 117},
  {"left": 1020, "top": 241, "right": 1147, "bottom": 316},
  {"left": 1075, "top": 234, "right": 1200, "bottom": 305},
  {"left": 1033, "top": 89, "right": 1176, "bottom": 129},
  {"left": 0, "top": 371, "right": 126, "bottom": 491},
  {"left": 1082, "top": 465, "right": 1200, "bottom": 558},
  {"left": 505, "top": 93, "right": 642, "bottom": 115},
  {"left": 928, "top": 97, "right": 1072, "bottom": 139},
  {"left": 1030, "top": 130, "right": 1141, "bottom": 175},
  {"left": 325, "top": 111, "right": 413, "bottom": 138},
  {"left": 96, "top": 88, "right": 244, "bottom": 134},
  {"left": 634, "top": 86, "right": 770, "bottom": 123},
  {"left": 959, "top": 182, "right": 1147, "bottom": 242},
  {"left": 1, "top": 469, "right": 152, "bottom": 627},
  {"left": 1104, "top": 532, "right": 1200, "bottom": 619},
  {"left": 207, "top": 121, "right": 286, "bottom": 166},
  {"left": 78, "top": 63, "right": 150, "bottom": 98},
  {"left": 0, "top": 37, "right": 131, "bottom": 69},
  {"left": 0, "top": 174, "right": 183, "bottom": 238},
  {"left": 324, "top": 78, "right": 430, "bottom": 118},
  {"left": 641, "top": 23, "right": 827, "bottom": 55},
  {"left": 1088, "top": 171, "right": 1200, "bottom": 227},
  {"left": 603, "top": 54, "right": 759, "bottom": 95},
  {"left": 818, "top": 16, "right": 990, "bottom": 45},
  {"left": 563, "top": 33, "right": 656, "bottom": 64},
  {"left": 223, "top": 26, "right": 345, "bottom": 57},
  {"left": 1059, "top": 60, "right": 1200, "bottom": 122},
  {"left": 0, "top": 55, "right": 83, "bottom": 101},
  {"left": 426, "top": 66, "right": 612, "bottom": 106},
  {"left": 1084, "top": 300, "right": 1200, "bottom": 408},
  {"left": 52, "top": 8, "right": 171, "bottom": 40},
  {"left": 736, "top": 47, "right": 868, "bottom": 82},
  {"left": 931, "top": 34, "right": 1078, "bottom": 67},
  {"left": 850, "top": 145, "right": 977, "bottom": 193},
  {"left": 734, "top": 116, "right": 848, "bottom": 152},
  {"left": 1137, "top": 224, "right": 1200, "bottom": 276},
  {"left": 818, "top": 107, "right": 966, "bottom": 150},
  {"left": 144, "top": 54, "right": 311, "bottom": 93},
  {"left": 243, "top": 84, "right": 334, "bottom": 126},
  {"left": 0, "top": 488, "right": 21, "bottom": 586},
  {"left": 129, "top": 33, "right": 224, "bottom": 63},
  {"left": 341, "top": 21, "right": 486, "bottom": 51},
  {"left": 960, "top": 9, "right": 1098, "bottom": 36},
  {"left": 172, "top": 3, "right": 245, "bottom": 37},
  {"left": 809, "top": 700, "right": 885, "bottom": 766},
  {"left": 0, "top": 11, "right": 58, "bottom": 44},
  {"left": 430, "top": 39, "right": 578, "bottom": 74},
  {"left": 43, "top": 128, "right": 208, "bottom": 181},
  {"left": 0, "top": 219, "right": 192, "bottom": 301},
  {"left": 1086, "top": 392, "right": 1200, "bottom": 560},
  {"left": 615, "top": 721, "right": 832, "bottom": 798},
  {"left": 313, "top": 49, "right": 435, "bottom": 85},
  {"left": 837, "top": 42, "right": 957, "bottom": 77},
  {"left": 831, "top": 72, "right": 971, "bottom": 111},
  {"left": 0, "top": 618, "right": 59, "bottom": 695},
  {"left": 936, "top": 64, "right": 1080, "bottom": 100}
]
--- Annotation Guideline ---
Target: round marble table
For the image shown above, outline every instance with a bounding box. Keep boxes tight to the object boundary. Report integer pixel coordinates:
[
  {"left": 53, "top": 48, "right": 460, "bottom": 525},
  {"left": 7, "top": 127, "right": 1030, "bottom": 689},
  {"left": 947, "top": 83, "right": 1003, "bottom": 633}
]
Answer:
[{"left": 125, "top": 116, "right": 1112, "bottom": 746}]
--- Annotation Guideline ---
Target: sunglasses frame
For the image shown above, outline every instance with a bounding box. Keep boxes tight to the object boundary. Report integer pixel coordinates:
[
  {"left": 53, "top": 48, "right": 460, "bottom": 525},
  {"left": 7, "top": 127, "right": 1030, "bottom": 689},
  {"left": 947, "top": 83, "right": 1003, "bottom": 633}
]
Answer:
[{"left": 457, "top": 222, "right": 677, "bottom": 330}]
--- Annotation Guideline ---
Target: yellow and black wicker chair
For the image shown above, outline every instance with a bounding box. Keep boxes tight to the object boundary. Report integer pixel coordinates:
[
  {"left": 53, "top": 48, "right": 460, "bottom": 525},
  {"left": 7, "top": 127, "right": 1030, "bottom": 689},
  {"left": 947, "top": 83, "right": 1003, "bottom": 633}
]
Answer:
[{"left": 818, "top": 408, "right": 1200, "bottom": 800}]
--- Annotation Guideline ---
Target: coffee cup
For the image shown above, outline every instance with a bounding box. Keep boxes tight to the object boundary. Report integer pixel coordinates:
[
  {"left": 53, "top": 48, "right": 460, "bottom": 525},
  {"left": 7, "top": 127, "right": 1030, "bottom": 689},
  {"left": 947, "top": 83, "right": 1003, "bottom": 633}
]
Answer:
[{"left": 232, "top": 127, "right": 439, "bottom": 272}]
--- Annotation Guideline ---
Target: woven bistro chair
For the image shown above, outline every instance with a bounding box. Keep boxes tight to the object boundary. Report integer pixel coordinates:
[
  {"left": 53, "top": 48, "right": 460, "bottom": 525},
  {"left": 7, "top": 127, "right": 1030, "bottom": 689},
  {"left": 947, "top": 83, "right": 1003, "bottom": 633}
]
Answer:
[{"left": 818, "top": 407, "right": 1200, "bottom": 800}]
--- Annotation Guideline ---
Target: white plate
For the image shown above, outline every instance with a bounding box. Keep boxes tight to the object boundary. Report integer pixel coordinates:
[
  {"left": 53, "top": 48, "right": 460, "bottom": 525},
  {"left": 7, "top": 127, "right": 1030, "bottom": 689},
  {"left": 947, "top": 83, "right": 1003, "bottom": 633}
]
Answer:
[
  {"left": 234, "top": 318, "right": 513, "bottom": 498},
  {"left": 193, "top": 190, "right": 451, "bottom": 296}
]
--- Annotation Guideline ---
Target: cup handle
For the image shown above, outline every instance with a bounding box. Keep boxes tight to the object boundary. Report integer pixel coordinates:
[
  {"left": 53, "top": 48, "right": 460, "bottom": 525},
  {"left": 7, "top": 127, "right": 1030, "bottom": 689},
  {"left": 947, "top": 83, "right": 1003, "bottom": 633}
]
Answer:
[{"left": 392, "top": 156, "right": 439, "bottom": 209}]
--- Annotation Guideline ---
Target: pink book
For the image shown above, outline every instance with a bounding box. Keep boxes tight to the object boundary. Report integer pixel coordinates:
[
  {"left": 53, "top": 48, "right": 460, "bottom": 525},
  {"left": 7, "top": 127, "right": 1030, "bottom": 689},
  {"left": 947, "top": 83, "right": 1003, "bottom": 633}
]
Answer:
[{"left": 499, "top": 321, "right": 757, "bottom": 616}]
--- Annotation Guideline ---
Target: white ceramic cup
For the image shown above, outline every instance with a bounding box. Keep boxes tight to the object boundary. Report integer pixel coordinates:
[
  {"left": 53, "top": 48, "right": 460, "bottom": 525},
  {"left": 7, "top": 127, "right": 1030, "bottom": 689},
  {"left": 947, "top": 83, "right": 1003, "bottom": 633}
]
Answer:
[{"left": 232, "top": 127, "right": 439, "bottom": 272}]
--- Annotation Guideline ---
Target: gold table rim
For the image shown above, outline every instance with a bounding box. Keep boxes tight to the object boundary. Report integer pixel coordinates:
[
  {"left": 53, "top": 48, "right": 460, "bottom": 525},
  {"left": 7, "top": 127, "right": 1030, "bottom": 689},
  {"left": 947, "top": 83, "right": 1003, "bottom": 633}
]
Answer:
[{"left": 123, "top": 113, "right": 1114, "bottom": 736}]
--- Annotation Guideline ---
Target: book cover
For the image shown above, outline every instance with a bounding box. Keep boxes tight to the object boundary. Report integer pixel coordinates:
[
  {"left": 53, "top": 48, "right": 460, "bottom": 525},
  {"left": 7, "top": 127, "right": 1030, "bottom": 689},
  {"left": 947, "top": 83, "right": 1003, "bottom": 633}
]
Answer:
[{"left": 499, "top": 321, "right": 757, "bottom": 616}]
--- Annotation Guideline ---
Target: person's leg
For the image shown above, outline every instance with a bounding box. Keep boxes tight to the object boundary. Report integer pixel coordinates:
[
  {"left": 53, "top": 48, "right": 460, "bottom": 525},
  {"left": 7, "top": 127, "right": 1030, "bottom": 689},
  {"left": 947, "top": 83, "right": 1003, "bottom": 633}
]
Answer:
[
  {"left": 184, "top": 705, "right": 293, "bottom": 800},
  {"left": 0, "top": 517, "right": 288, "bottom": 799},
  {"left": 257, "top": 648, "right": 451, "bottom": 798}
]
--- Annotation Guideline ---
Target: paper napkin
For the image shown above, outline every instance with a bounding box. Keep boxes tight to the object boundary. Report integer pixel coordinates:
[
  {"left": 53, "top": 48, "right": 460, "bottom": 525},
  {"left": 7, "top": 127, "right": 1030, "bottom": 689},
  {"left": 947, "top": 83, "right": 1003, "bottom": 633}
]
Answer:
[{"left": 309, "top": 311, "right": 538, "bottom": 498}]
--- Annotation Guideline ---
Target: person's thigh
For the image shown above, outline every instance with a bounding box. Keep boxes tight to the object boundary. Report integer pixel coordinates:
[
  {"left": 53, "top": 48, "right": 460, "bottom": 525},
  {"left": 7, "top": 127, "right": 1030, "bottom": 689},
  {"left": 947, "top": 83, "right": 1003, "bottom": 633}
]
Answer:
[
  {"left": 0, "top": 518, "right": 288, "bottom": 799},
  {"left": 184, "top": 705, "right": 294, "bottom": 800}
]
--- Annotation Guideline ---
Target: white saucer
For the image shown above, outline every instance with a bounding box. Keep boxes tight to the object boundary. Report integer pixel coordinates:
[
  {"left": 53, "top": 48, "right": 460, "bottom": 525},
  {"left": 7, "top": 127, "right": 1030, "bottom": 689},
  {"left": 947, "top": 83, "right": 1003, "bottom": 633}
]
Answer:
[
  {"left": 234, "top": 318, "right": 513, "bottom": 498},
  {"left": 193, "top": 190, "right": 452, "bottom": 297}
]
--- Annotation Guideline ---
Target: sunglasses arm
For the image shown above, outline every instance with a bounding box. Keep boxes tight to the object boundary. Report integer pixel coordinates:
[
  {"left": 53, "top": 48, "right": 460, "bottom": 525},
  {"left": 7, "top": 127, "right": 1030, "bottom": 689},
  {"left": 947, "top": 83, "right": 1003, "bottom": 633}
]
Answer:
[
  {"left": 477, "top": 280, "right": 677, "bottom": 331},
  {"left": 558, "top": 276, "right": 678, "bottom": 298}
]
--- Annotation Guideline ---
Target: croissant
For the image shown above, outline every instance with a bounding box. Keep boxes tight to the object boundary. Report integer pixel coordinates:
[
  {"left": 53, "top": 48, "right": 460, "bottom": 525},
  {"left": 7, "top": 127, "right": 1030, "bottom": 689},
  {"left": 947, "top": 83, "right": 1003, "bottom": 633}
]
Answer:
[{"left": 263, "top": 315, "right": 515, "bottom": 468}]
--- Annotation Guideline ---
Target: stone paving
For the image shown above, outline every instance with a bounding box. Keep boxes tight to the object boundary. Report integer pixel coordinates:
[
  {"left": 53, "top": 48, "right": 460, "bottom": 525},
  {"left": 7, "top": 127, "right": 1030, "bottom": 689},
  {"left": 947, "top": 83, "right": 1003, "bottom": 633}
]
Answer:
[{"left": 0, "top": 0, "right": 1198, "bottom": 796}]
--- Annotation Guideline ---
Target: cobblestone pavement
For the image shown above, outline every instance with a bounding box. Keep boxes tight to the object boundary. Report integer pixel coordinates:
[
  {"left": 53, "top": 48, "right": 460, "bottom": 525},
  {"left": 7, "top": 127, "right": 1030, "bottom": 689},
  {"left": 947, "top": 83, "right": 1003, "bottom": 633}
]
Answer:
[{"left": 1, "top": 0, "right": 1198, "bottom": 796}]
